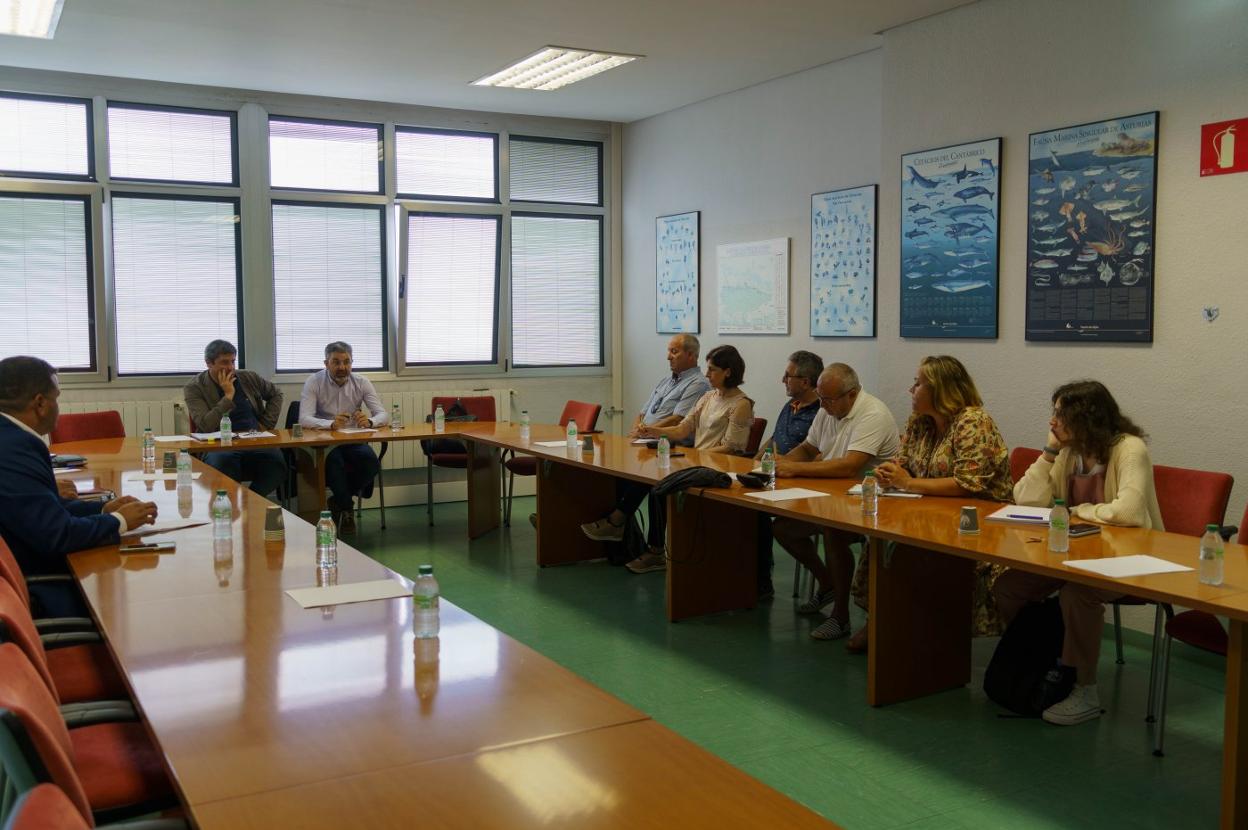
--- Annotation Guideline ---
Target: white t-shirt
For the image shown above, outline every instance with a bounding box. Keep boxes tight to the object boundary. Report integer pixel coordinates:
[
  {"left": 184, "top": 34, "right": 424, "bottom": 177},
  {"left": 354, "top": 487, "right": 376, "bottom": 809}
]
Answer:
[{"left": 802, "top": 390, "right": 900, "bottom": 470}]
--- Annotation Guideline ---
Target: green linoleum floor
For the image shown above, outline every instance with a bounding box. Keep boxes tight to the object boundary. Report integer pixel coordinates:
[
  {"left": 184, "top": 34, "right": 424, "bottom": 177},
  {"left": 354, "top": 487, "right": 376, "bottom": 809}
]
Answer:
[{"left": 353, "top": 499, "right": 1226, "bottom": 829}]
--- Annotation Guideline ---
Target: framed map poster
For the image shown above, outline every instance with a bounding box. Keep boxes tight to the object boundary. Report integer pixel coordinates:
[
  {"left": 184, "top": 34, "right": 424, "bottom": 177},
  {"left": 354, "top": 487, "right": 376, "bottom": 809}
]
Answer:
[
  {"left": 656, "top": 211, "right": 699, "bottom": 333},
  {"left": 716, "top": 237, "right": 789, "bottom": 335},
  {"left": 811, "top": 184, "right": 876, "bottom": 337},
  {"left": 899, "top": 137, "right": 1001, "bottom": 339},
  {"left": 1025, "top": 111, "right": 1158, "bottom": 342}
]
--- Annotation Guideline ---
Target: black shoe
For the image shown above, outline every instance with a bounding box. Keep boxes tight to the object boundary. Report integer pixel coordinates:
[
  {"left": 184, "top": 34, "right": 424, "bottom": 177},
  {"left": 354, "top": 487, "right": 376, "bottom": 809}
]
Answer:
[
  {"left": 528, "top": 513, "right": 538, "bottom": 529},
  {"left": 757, "top": 583, "right": 775, "bottom": 601}
]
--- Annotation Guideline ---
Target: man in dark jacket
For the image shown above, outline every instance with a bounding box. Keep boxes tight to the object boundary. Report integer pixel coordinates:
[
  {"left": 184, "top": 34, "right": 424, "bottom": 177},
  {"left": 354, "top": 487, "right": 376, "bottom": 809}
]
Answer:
[
  {"left": 184, "top": 340, "right": 287, "bottom": 497},
  {"left": 0, "top": 356, "right": 157, "bottom": 615}
]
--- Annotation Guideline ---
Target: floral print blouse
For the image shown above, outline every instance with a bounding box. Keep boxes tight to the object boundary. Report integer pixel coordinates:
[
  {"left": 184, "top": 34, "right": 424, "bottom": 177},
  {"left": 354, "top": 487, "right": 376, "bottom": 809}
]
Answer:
[{"left": 897, "top": 406, "right": 1013, "bottom": 502}]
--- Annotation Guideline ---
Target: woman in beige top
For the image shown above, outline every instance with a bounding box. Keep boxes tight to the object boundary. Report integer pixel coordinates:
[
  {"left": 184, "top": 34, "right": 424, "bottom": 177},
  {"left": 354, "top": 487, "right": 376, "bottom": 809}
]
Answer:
[{"left": 581, "top": 345, "right": 755, "bottom": 574}]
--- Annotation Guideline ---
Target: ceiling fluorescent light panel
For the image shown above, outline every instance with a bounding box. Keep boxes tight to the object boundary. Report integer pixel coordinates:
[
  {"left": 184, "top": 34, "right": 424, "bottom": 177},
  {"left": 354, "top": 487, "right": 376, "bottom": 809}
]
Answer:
[
  {"left": 474, "top": 46, "right": 639, "bottom": 91},
  {"left": 0, "top": 0, "right": 65, "bottom": 38}
]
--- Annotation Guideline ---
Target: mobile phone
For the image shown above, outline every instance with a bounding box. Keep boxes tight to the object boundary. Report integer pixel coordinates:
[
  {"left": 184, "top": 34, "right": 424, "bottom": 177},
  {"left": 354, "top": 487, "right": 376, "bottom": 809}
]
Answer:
[
  {"left": 1068, "top": 523, "right": 1101, "bottom": 537},
  {"left": 668, "top": 452, "right": 686, "bottom": 458}
]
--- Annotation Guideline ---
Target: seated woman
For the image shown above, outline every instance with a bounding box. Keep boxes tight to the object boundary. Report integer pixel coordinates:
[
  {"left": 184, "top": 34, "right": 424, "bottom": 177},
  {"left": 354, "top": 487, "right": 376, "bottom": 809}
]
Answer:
[
  {"left": 847, "top": 355, "right": 1013, "bottom": 653},
  {"left": 993, "top": 380, "right": 1162, "bottom": 726},
  {"left": 581, "top": 345, "right": 754, "bottom": 574}
]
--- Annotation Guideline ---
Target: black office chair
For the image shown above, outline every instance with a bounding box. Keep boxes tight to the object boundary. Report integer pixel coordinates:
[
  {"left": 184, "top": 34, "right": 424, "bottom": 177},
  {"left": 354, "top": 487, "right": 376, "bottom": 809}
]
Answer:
[{"left": 283, "top": 401, "right": 387, "bottom": 529}]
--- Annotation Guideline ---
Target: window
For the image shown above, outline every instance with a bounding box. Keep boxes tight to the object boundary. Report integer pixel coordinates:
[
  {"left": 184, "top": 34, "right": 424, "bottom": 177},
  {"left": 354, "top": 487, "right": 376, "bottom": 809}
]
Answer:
[
  {"left": 395, "top": 127, "right": 496, "bottom": 201},
  {"left": 107, "top": 103, "right": 236, "bottom": 185},
  {"left": 510, "top": 214, "right": 602, "bottom": 367},
  {"left": 510, "top": 137, "right": 601, "bottom": 205},
  {"left": 111, "top": 195, "right": 241, "bottom": 375},
  {"left": 269, "top": 117, "right": 382, "bottom": 193},
  {"left": 272, "top": 202, "right": 385, "bottom": 372},
  {"left": 0, "top": 194, "right": 94, "bottom": 370},
  {"left": 0, "top": 92, "right": 92, "bottom": 180},
  {"left": 403, "top": 213, "right": 499, "bottom": 365}
]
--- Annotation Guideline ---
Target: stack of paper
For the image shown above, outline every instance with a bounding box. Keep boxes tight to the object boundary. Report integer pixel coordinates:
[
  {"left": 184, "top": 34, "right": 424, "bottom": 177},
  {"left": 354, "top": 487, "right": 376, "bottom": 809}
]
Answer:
[
  {"left": 847, "top": 484, "right": 922, "bottom": 499},
  {"left": 1064, "top": 556, "right": 1192, "bottom": 579},
  {"left": 986, "top": 505, "right": 1052, "bottom": 524},
  {"left": 742, "top": 488, "right": 829, "bottom": 502},
  {"left": 285, "top": 579, "right": 411, "bottom": 609}
]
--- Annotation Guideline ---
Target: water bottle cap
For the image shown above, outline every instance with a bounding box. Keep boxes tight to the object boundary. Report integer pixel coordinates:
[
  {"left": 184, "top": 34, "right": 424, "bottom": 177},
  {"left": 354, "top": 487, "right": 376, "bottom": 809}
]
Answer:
[
  {"left": 215, "top": 489, "right": 227, "bottom": 496},
  {"left": 418, "top": 564, "right": 433, "bottom": 575},
  {"left": 1207, "top": 523, "right": 1219, "bottom": 531},
  {"left": 320, "top": 510, "right": 331, "bottom": 518},
  {"left": 1054, "top": 498, "right": 1065, "bottom": 505}
]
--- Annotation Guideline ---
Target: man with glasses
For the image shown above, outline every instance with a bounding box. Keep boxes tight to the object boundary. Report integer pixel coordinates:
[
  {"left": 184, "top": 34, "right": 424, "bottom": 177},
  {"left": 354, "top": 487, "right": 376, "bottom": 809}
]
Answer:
[
  {"left": 771, "top": 363, "right": 899, "bottom": 640},
  {"left": 629, "top": 334, "right": 711, "bottom": 446}
]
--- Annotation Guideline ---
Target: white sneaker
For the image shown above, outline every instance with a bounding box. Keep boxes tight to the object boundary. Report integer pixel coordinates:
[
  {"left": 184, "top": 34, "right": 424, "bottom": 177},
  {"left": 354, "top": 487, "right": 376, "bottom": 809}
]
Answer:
[{"left": 1042, "top": 684, "right": 1102, "bottom": 726}]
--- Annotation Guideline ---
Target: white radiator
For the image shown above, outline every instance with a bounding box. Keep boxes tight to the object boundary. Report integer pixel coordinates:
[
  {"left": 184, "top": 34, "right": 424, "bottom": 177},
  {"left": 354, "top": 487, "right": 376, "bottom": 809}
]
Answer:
[{"left": 58, "top": 399, "right": 183, "bottom": 437}]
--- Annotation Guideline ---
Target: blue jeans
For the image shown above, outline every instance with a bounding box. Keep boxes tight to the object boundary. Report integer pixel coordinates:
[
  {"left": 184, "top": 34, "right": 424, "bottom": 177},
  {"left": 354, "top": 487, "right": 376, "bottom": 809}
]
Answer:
[
  {"left": 325, "top": 444, "right": 380, "bottom": 509},
  {"left": 202, "top": 448, "right": 287, "bottom": 497}
]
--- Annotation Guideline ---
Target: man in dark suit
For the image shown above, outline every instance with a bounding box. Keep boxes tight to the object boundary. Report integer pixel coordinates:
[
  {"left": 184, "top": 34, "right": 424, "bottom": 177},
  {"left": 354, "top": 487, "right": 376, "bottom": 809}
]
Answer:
[{"left": 0, "top": 356, "right": 157, "bottom": 615}]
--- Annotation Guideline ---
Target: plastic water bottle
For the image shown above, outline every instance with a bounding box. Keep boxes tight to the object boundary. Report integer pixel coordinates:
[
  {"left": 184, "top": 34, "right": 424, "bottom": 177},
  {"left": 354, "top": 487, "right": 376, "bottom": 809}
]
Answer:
[
  {"left": 390, "top": 403, "right": 402, "bottom": 432},
  {"left": 413, "top": 564, "right": 440, "bottom": 638},
  {"left": 861, "top": 470, "right": 878, "bottom": 517},
  {"left": 519, "top": 410, "right": 531, "bottom": 442},
  {"left": 1048, "top": 498, "right": 1069, "bottom": 554},
  {"left": 657, "top": 435, "right": 671, "bottom": 470},
  {"left": 760, "top": 445, "right": 776, "bottom": 490},
  {"left": 316, "top": 510, "right": 337, "bottom": 567},
  {"left": 566, "top": 419, "right": 578, "bottom": 451},
  {"left": 1200, "top": 523, "right": 1224, "bottom": 586},
  {"left": 141, "top": 427, "right": 156, "bottom": 473},
  {"left": 211, "top": 489, "right": 231, "bottom": 540},
  {"left": 433, "top": 405, "right": 445, "bottom": 433},
  {"left": 176, "top": 450, "right": 192, "bottom": 488},
  {"left": 220, "top": 413, "right": 232, "bottom": 446}
]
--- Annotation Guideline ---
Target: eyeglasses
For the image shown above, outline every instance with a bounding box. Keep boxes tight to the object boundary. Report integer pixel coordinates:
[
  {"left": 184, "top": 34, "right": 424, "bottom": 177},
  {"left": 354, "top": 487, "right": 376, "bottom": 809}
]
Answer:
[
  {"left": 818, "top": 387, "right": 858, "bottom": 405},
  {"left": 782, "top": 373, "right": 808, "bottom": 382}
]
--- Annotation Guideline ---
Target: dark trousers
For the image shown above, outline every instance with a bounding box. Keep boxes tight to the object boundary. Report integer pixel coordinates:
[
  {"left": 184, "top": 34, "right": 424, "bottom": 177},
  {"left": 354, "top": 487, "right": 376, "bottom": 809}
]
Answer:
[
  {"left": 757, "top": 515, "right": 775, "bottom": 592},
  {"left": 325, "top": 444, "right": 380, "bottom": 509},
  {"left": 29, "top": 580, "right": 91, "bottom": 618},
  {"left": 617, "top": 481, "right": 666, "bottom": 548},
  {"left": 203, "top": 448, "right": 288, "bottom": 498}
]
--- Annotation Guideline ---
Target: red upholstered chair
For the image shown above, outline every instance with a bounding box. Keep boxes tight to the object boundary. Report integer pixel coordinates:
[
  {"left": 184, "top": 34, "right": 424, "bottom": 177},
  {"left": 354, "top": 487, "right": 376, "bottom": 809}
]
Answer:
[
  {"left": 0, "top": 539, "right": 93, "bottom": 631},
  {"left": 4, "top": 784, "right": 90, "bottom": 830},
  {"left": 423, "top": 396, "right": 496, "bottom": 526},
  {"left": 502, "top": 401, "right": 601, "bottom": 526},
  {"left": 0, "top": 644, "right": 178, "bottom": 826},
  {"left": 49, "top": 412, "right": 126, "bottom": 445},
  {"left": 743, "top": 418, "right": 768, "bottom": 458},
  {"left": 1008, "top": 446, "right": 1042, "bottom": 484}
]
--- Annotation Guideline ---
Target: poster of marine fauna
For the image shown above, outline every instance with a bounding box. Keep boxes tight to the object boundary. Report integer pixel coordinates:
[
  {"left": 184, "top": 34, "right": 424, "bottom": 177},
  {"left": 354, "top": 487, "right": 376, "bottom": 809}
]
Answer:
[
  {"left": 899, "top": 137, "right": 1001, "bottom": 338},
  {"left": 1025, "top": 112, "right": 1158, "bottom": 342}
]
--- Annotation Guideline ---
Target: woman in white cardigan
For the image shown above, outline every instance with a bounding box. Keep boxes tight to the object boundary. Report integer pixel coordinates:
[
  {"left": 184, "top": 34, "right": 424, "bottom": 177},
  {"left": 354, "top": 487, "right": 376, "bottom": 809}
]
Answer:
[{"left": 993, "top": 380, "right": 1163, "bottom": 726}]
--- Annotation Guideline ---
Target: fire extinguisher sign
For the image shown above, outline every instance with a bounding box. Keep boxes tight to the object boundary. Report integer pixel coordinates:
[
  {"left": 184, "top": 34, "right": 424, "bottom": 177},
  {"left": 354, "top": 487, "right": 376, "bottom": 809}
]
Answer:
[{"left": 1200, "top": 117, "right": 1248, "bottom": 177}]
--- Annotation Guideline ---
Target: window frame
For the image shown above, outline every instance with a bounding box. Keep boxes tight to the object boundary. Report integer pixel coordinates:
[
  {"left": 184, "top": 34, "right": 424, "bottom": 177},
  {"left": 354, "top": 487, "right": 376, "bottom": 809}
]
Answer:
[
  {"left": 267, "top": 114, "right": 384, "bottom": 195},
  {"left": 394, "top": 125, "right": 500, "bottom": 204},
  {"left": 270, "top": 198, "right": 390, "bottom": 375},
  {"left": 0, "top": 90, "right": 95, "bottom": 182},
  {"left": 105, "top": 101, "right": 240, "bottom": 187},
  {"left": 508, "top": 135, "right": 604, "bottom": 208}
]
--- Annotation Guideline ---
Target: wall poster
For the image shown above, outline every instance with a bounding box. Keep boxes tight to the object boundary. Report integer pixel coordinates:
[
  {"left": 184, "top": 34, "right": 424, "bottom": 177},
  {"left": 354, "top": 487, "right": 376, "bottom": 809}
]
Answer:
[
  {"left": 716, "top": 237, "right": 789, "bottom": 335},
  {"left": 899, "top": 137, "right": 1001, "bottom": 338},
  {"left": 656, "top": 211, "right": 700, "bottom": 333},
  {"left": 810, "top": 184, "right": 876, "bottom": 337},
  {"left": 1025, "top": 112, "right": 1158, "bottom": 342}
]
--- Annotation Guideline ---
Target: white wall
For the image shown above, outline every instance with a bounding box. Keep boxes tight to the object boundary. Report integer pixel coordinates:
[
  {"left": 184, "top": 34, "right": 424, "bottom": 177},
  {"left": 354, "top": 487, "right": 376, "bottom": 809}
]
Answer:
[{"left": 621, "top": 51, "right": 884, "bottom": 432}]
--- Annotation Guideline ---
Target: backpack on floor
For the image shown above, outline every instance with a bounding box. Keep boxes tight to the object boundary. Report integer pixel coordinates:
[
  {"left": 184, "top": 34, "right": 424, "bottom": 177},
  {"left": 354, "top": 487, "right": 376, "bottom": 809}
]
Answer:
[{"left": 983, "top": 596, "right": 1075, "bottom": 717}]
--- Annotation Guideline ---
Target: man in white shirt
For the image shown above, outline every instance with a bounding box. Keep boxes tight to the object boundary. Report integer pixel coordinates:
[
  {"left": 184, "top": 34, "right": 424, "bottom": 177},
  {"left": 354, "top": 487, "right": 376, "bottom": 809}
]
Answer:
[
  {"left": 299, "top": 341, "right": 388, "bottom": 532},
  {"left": 772, "top": 363, "right": 899, "bottom": 640}
]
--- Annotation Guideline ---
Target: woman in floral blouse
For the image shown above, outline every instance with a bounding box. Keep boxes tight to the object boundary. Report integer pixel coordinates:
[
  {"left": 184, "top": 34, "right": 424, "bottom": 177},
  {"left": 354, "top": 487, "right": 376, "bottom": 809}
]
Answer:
[{"left": 845, "top": 355, "right": 1013, "bottom": 653}]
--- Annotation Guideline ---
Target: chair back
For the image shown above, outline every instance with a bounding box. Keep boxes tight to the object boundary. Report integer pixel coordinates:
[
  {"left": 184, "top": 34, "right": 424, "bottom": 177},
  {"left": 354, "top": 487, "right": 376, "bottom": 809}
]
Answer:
[
  {"left": 0, "top": 644, "right": 91, "bottom": 826},
  {"left": 744, "top": 418, "right": 768, "bottom": 457},
  {"left": 1153, "top": 464, "right": 1233, "bottom": 537},
  {"left": 0, "top": 581, "right": 56, "bottom": 700},
  {"left": 1009, "top": 447, "right": 1042, "bottom": 484},
  {"left": 284, "top": 400, "right": 301, "bottom": 429},
  {"left": 430, "top": 396, "right": 496, "bottom": 422},
  {"left": 49, "top": 411, "right": 125, "bottom": 445},
  {"left": 3, "top": 784, "right": 90, "bottom": 830},
  {"left": 0, "top": 540, "right": 30, "bottom": 609},
  {"left": 559, "top": 401, "right": 602, "bottom": 431}
]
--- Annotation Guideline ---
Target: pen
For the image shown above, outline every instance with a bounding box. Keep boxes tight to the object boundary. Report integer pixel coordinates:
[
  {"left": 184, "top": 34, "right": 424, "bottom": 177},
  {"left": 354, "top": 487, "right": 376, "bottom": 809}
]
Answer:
[
  {"left": 121, "top": 542, "right": 159, "bottom": 549},
  {"left": 1006, "top": 514, "right": 1048, "bottom": 521}
]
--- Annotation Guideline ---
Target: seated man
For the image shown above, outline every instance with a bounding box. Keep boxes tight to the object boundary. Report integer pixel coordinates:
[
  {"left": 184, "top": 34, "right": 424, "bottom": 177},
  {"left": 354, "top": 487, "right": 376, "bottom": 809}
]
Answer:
[
  {"left": 772, "top": 363, "right": 899, "bottom": 640},
  {"left": 184, "top": 339, "right": 287, "bottom": 498},
  {"left": 299, "top": 341, "right": 388, "bottom": 533},
  {"left": 0, "top": 356, "right": 157, "bottom": 615},
  {"left": 629, "top": 334, "right": 712, "bottom": 445}
]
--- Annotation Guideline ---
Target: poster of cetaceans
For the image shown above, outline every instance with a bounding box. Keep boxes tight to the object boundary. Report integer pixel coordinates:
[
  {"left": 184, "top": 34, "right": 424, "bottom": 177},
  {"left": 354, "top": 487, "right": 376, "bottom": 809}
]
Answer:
[
  {"left": 810, "top": 184, "right": 876, "bottom": 337},
  {"left": 899, "top": 137, "right": 1001, "bottom": 338},
  {"left": 1025, "top": 112, "right": 1158, "bottom": 342},
  {"left": 656, "top": 211, "right": 699, "bottom": 333}
]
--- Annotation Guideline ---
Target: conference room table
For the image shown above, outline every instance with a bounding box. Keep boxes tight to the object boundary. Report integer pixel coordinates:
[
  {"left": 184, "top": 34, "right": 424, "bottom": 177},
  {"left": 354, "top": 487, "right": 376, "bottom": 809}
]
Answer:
[{"left": 53, "top": 439, "right": 836, "bottom": 829}]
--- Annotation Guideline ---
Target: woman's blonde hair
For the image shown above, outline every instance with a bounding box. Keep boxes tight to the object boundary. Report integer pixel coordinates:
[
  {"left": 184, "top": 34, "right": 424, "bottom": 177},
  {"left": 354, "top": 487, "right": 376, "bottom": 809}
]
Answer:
[{"left": 919, "top": 355, "right": 982, "bottom": 420}]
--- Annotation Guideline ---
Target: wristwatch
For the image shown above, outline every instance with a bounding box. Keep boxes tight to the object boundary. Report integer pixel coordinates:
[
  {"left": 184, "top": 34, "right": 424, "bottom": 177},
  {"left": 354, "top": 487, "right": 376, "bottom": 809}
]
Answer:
[{"left": 1043, "top": 445, "right": 1061, "bottom": 456}]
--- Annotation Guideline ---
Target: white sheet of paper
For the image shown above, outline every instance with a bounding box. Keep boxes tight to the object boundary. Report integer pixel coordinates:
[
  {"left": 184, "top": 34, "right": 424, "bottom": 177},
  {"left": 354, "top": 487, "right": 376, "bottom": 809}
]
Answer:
[
  {"left": 73, "top": 480, "right": 102, "bottom": 494},
  {"left": 124, "top": 472, "right": 202, "bottom": 482},
  {"left": 53, "top": 467, "right": 83, "bottom": 475},
  {"left": 986, "top": 505, "right": 1052, "bottom": 524},
  {"left": 236, "top": 430, "right": 276, "bottom": 439},
  {"left": 632, "top": 439, "right": 652, "bottom": 445},
  {"left": 338, "top": 427, "right": 378, "bottom": 434},
  {"left": 533, "top": 440, "right": 571, "bottom": 447},
  {"left": 190, "top": 431, "right": 226, "bottom": 441},
  {"left": 846, "top": 484, "right": 922, "bottom": 499},
  {"left": 153, "top": 435, "right": 193, "bottom": 442},
  {"left": 121, "top": 519, "right": 208, "bottom": 538},
  {"left": 742, "top": 487, "right": 830, "bottom": 502},
  {"left": 285, "top": 579, "right": 411, "bottom": 609},
  {"left": 1063, "top": 555, "right": 1193, "bottom": 579}
]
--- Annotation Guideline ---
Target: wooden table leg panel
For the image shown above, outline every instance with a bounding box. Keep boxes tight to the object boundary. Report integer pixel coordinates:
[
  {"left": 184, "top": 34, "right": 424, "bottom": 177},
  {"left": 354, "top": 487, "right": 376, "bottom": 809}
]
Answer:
[
  {"left": 296, "top": 446, "right": 327, "bottom": 522},
  {"left": 535, "top": 462, "right": 618, "bottom": 566},
  {"left": 466, "top": 440, "right": 501, "bottom": 539},
  {"left": 666, "top": 492, "right": 758, "bottom": 622},
  {"left": 1223, "top": 618, "right": 1247, "bottom": 829}
]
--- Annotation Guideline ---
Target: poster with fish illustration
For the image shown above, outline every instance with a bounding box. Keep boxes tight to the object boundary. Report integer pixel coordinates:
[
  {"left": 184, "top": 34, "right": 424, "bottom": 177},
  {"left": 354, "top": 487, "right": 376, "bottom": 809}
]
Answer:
[
  {"left": 1025, "top": 112, "right": 1158, "bottom": 342},
  {"left": 899, "top": 137, "right": 1001, "bottom": 338},
  {"left": 656, "top": 211, "right": 699, "bottom": 333},
  {"left": 810, "top": 185, "right": 876, "bottom": 337}
]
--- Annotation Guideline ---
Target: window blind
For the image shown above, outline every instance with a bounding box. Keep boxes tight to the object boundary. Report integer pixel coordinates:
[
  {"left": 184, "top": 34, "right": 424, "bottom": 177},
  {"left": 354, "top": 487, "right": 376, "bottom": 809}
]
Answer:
[
  {"left": 111, "top": 196, "right": 240, "bottom": 375},
  {"left": 510, "top": 138, "right": 601, "bottom": 205},
  {"left": 269, "top": 118, "right": 381, "bottom": 193},
  {"left": 395, "top": 128, "right": 496, "bottom": 200},
  {"left": 0, "top": 195, "right": 93, "bottom": 370},
  {"left": 272, "top": 202, "right": 385, "bottom": 372},
  {"left": 511, "top": 215, "right": 602, "bottom": 367},
  {"left": 0, "top": 94, "right": 91, "bottom": 178},
  {"left": 404, "top": 213, "right": 498, "bottom": 365},
  {"left": 107, "top": 104, "right": 235, "bottom": 184}
]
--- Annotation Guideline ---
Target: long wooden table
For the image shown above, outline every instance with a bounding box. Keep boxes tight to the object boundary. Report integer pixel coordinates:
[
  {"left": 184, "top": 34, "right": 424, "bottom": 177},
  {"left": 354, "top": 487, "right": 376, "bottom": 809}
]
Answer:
[{"left": 54, "top": 440, "right": 836, "bottom": 828}]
